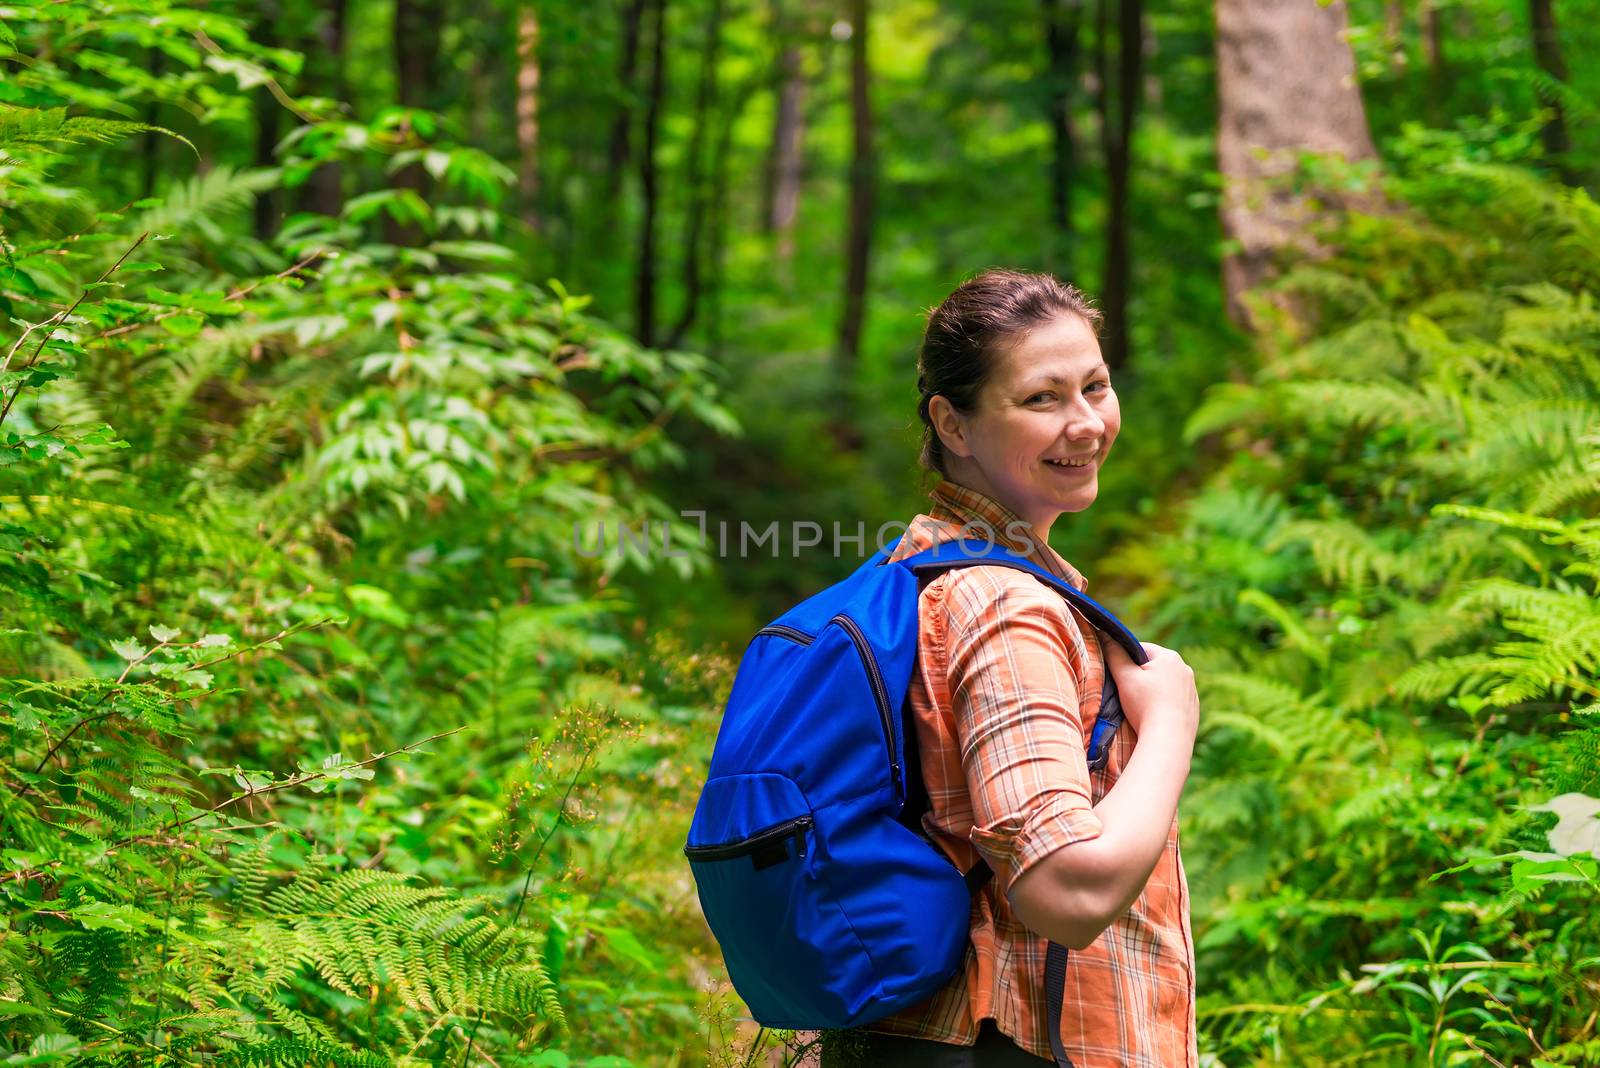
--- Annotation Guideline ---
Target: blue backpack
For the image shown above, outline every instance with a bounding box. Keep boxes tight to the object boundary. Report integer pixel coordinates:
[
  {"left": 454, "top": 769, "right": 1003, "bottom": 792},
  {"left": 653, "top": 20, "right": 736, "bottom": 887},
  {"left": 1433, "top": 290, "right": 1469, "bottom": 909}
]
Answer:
[{"left": 683, "top": 537, "right": 1147, "bottom": 1060}]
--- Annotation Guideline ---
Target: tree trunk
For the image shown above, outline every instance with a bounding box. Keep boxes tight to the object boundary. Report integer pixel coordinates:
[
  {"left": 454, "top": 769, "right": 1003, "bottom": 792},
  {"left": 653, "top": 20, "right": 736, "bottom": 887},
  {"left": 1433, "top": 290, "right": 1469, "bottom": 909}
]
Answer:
[
  {"left": 1420, "top": 0, "right": 1447, "bottom": 125},
  {"left": 635, "top": 0, "right": 667, "bottom": 346},
  {"left": 708, "top": 77, "right": 761, "bottom": 359},
  {"left": 253, "top": 2, "right": 280, "bottom": 240},
  {"left": 515, "top": 4, "right": 541, "bottom": 232},
  {"left": 1382, "top": 0, "right": 1404, "bottom": 70},
  {"left": 303, "top": 0, "right": 347, "bottom": 217},
  {"left": 768, "top": 45, "right": 806, "bottom": 262},
  {"left": 836, "top": 0, "right": 873, "bottom": 404},
  {"left": 1215, "top": 0, "right": 1378, "bottom": 327},
  {"left": 606, "top": 0, "right": 650, "bottom": 205},
  {"left": 1529, "top": 0, "right": 1574, "bottom": 181},
  {"left": 1041, "top": 0, "right": 1083, "bottom": 277},
  {"left": 389, "top": 0, "right": 442, "bottom": 245},
  {"left": 764, "top": 0, "right": 807, "bottom": 270},
  {"left": 667, "top": 0, "right": 725, "bottom": 348},
  {"left": 141, "top": 48, "right": 164, "bottom": 200},
  {"left": 1094, "top": 0, "right": 1140, "bottom": 371}
]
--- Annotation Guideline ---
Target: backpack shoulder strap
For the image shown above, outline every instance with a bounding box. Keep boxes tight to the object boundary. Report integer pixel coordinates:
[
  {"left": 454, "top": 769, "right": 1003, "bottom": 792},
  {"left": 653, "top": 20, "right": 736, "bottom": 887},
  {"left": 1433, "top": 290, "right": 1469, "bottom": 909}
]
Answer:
[{"left": 898, "top": 539, "right": 1148, "bottom": 666}]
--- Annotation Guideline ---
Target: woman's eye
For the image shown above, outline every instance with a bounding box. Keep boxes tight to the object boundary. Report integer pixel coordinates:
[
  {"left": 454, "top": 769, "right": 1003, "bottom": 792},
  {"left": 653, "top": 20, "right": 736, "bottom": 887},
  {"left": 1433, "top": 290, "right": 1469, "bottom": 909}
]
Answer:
[
  {"left": 1087, "top": 380, "right": 1110, "bottom": 394},
  {"left": 1026, "top": 392, "right": 1054, "bottom": 405}
]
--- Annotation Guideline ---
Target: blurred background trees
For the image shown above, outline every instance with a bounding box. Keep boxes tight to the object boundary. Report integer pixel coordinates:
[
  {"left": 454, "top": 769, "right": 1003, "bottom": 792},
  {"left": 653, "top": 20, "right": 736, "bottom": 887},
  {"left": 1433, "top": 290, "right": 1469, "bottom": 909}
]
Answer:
[{"left": 2, "top": 0, "right": 1596, "bottom": 1064}]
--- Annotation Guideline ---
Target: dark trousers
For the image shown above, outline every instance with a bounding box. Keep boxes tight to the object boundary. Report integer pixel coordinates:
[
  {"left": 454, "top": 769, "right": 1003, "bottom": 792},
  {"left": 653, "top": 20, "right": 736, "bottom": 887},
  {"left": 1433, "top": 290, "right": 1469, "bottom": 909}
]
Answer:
[{"left": 819, "top": 1020, "right": 1052, "bottom": 1067}]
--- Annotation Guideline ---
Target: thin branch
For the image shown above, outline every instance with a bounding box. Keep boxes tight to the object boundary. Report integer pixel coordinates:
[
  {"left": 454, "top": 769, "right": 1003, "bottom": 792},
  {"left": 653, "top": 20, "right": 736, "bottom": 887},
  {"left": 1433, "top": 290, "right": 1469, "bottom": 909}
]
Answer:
[
  {"left": 1, "top": 728, "right": 464, "bottom": 887},
  {"left": 96, "top": 247, "right": 327, "bottom": 339},
  {"left": 160, "top": 725, "right": 468, "bottom": 837},
  {"left": 458, "top": 745, "right": 596, "bottom": 1066},
  {"left": 0, "top": 232, "right": 148, "bottom": 429},
  {"left": 192, "top": 28, "right": 322, "bottom": 125}
]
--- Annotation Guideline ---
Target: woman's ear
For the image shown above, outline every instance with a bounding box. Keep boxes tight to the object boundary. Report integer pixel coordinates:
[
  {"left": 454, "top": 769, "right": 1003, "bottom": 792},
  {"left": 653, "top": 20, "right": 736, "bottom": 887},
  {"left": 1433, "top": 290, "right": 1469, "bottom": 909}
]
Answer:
[{"left": 928, "top": 395, "right": 974, "bottom": 461}]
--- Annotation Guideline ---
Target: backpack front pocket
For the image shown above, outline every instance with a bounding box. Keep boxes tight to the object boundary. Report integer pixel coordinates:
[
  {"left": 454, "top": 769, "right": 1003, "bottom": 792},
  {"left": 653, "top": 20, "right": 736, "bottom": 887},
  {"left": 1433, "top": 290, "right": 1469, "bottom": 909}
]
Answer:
[{"left": 684, "top": 814, "right": 814, "bottom": 871}]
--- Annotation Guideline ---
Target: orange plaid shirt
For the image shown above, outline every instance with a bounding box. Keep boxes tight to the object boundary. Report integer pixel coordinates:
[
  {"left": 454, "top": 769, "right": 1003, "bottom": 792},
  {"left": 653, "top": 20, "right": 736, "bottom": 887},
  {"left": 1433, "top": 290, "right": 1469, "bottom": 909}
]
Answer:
[{"left": 869, "top": 478, "right": 1197, "bottom": 1067}]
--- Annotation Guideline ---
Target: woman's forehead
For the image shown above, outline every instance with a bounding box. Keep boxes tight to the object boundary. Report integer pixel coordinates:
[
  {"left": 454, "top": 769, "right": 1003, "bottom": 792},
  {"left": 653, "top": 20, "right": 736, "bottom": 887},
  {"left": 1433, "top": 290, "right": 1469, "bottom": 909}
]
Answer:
[{"left": 993, "top": 316, "right": 1105, "bottom": 383}]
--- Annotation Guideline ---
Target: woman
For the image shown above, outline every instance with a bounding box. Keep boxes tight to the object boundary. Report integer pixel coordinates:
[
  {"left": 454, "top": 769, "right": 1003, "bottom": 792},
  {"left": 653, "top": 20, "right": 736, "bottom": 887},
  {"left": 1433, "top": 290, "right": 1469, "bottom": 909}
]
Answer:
[{"left": 820, "top": 269, "right": 1199, "bottom": 1067}]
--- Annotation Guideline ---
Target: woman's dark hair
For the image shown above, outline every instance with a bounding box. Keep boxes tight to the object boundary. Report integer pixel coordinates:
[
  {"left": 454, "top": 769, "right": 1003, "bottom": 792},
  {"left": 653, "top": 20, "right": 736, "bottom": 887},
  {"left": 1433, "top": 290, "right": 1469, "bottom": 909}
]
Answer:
[{"left": 916, "top": 268, "right": 1102, "bottom": 476}]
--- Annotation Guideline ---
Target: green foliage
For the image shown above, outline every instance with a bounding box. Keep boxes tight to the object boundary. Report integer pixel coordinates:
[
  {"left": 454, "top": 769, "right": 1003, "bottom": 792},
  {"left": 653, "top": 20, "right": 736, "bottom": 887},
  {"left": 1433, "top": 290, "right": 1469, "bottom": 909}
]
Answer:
[
  {"left": 1, "top": 2, "right": 738, "bottom": 1063},
  {"left": 1113, "top": 156, "right": 1600, "bottom": 1064}
]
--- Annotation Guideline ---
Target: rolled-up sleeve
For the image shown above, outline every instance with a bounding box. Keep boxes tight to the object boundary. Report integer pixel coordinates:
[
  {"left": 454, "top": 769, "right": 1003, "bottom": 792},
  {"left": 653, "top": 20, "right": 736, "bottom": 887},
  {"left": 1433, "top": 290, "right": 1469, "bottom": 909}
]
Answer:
[{"left": 943, "top": 570, "right": 1102, "bottom": 895}]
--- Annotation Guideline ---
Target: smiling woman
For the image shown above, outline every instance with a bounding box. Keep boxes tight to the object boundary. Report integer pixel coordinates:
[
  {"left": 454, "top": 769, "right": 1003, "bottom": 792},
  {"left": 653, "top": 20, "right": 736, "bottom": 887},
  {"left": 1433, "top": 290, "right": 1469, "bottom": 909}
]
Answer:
[{"left": 821, "top": 270, "right": 1201, "bottom": 1067}]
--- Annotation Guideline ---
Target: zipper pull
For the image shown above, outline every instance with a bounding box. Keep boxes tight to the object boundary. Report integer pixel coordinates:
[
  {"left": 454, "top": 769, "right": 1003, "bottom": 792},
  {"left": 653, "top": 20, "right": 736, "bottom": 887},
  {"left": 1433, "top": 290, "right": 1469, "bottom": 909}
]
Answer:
[{"left": 793, "top": 817, "right": 812, "bottom": 858}]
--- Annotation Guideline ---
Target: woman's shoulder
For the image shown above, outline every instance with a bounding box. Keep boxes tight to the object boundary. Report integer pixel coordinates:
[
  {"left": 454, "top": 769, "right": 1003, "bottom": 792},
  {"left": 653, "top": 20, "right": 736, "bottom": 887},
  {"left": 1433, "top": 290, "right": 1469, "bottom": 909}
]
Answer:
[{"left": 934, "top": 563, "right": 1079, "bottom": 634}]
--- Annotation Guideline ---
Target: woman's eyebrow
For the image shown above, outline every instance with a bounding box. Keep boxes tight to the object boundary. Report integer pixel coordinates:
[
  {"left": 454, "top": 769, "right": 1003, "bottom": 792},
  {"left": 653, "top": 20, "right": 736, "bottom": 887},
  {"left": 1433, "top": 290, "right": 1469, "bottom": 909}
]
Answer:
[{"left": 1021, "top": 363, "right": 1110, "bottom": 388}]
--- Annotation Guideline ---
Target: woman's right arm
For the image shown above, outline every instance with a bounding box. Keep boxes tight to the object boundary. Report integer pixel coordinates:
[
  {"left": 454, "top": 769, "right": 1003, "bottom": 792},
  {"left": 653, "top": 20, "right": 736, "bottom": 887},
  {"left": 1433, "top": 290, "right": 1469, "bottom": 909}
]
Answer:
[{"left": 1006, "top": 640, "right": 1199, "bottom": 949}]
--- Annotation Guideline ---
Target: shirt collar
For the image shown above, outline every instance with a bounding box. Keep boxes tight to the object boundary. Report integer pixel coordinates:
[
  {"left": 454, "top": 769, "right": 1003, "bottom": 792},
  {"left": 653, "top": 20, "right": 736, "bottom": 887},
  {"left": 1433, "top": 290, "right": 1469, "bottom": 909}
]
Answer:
[{"left": 926, "top": 478, "right": 1088, "bottom": 591}]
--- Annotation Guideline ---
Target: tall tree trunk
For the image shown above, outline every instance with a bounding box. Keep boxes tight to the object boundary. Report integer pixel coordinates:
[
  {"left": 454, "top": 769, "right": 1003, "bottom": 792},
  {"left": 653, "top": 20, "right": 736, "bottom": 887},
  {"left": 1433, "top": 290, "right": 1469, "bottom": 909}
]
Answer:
[
  {"left": 667, "top": 0, "right": 725, "bottom": 348},
  {"left": 635, "top": 0, "right": 667, "bottom": 346},
  {"left": 836, "top": 0, "right": 873, "bottom": 407},
  {"left": 515, "top": 4, "right": 542, "bottom": 231},
  {"left": 141, "top": 48, "right": 164, "bottom": 199},
  {"left": 606, "top": 0, "right": 650, "bottom": 205},
  {"left": 389, "top": 0, "right": 442, "bottom": 245},
  {"left": 1420, "top": 0, "right": 1447, "bottom": 125},
  {"left": 254, "top": 3, "right": 280, "bottom": 240},
  {"left": 708, "top": 78, "right": 761, "bottom": 359},
  {"left": 764, "top": 0, "right": 807, "bottom": 269},
  {"left": 769, "top": 45, "right": 807, "bottom": 261},
  {"left": 1529, "top": 0, "right": 1574, "bottom": 181},
  {"left": 1041, "top": 0, "right": 1083, "bottom": 278},
  {"left": 304, "top": 0, "right": 348, "bottom": 217},
  {"left": 1215, "top": 0, "right": 1377, "bottom": 327},
  {"left": 1095, "top": 0, "right": 1140, "bottom": 371},
  {"left": 1383, "top": 0, "right": 1404, "bottom": 71}
]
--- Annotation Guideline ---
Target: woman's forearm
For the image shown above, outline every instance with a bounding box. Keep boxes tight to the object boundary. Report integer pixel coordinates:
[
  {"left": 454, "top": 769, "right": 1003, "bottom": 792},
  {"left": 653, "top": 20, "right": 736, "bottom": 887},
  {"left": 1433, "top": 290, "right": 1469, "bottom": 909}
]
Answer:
[{"left": 1007, "top": 725, "right": 1193, "bottom": 948}]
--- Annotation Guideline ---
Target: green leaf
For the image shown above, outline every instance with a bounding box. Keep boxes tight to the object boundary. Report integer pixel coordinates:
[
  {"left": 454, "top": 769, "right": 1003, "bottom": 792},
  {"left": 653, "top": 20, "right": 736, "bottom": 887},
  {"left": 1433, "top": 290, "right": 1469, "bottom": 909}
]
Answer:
[
  {"left": 160, "top": 313, "right": 204, "bottom": 337},
  {"left": 149, "top": 624, "right": 181, "bottom": 643},
  {"left": 111, "top": 639, "right": 145, "bottom": 660}
]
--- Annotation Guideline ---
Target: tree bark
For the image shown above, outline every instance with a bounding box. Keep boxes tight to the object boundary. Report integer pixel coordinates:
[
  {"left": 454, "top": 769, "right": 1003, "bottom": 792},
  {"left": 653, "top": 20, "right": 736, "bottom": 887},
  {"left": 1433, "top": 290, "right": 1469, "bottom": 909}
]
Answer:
[
  {"left": 142, "top": 48, "right": 164, "bottom": 200},
  {"left": 1420, "top": 0, "right": 1447, "bottom": 125},
  {"left": 1529, "top": 0, "right": 1574, "bottom": 181},
  {"left": 1094, "top": 0, "right": 1140, "bottom": 371},
  {"left": 253, "top": 2, "right": 280, "bottom": 240},
  {"left": 1215, "top": 0, "right": 1378, "bottom": 327},
  {"left": 606, "top": 0, "right": 650, "bottom": 205},
  {"left": 1041, "top": 0, "right": 1083, "bottom": 277},
  {"left": 516, "top": 3, "right": 542, "bottom": 232},
  {"left": 303, "top": 0, "right": 348, "bottom": 217},
  {"left": 708, "top": 77, "right": 762, "bottom": 359},
  {"left": 388, "top": 0, "right": 442, "bottom": 245},
  {"left": 667, "top": 0, "right": 725, "bottom": 348},
  {"left": 635, "top": 0, "right": 667, "bottom": 346},
  {"left": 836, "top": 0, "right": 873, "bottom": 401},
  {"left": 768, "top": 44, "right": 806, "bottom": 262}
]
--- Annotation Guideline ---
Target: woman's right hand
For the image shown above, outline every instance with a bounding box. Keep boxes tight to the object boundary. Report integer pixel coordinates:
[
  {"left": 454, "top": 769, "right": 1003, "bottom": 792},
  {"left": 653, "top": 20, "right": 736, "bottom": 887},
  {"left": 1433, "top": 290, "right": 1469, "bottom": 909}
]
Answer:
[{"left": 1105, "top": 640, "right": 1199, "bottom": 741}]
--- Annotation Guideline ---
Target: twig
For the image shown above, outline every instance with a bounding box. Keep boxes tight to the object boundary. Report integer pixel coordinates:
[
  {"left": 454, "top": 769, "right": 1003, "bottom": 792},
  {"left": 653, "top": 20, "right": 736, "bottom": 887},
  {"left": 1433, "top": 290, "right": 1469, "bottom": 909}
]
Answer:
[
  {"left": 1, "top": 726, "right": 466, "bottom": 886},
  {"left": 24, "top": 621, "right": 321, "bottom": 780},
  {"left": 160, "top": 725, "right": 467, "bottom": 836},
  {"left": 192, "top": 29, "right": 322, "bottom": 125},
  {"left": 0, "top": 233, "right": 148, "bottom": 429},
  {"left": 96, "top": 247, "right": 327, "bottom": 339},
  {"left": 457, "top": 745, "right": 595, "bottom": 1066}
]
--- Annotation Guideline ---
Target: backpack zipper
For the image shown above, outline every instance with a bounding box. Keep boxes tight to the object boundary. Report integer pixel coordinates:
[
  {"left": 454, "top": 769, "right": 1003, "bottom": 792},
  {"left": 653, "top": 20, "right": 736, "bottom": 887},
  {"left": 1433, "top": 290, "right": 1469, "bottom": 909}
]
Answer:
[
  {"left": 683, "top": 814, "right": 814, "bottom": 861},
  {"left": 755, "top": 623, "right": 813, "bottom": 645},
  {"left": 831, "top": 614, "right": 902, "bottom": 803}
]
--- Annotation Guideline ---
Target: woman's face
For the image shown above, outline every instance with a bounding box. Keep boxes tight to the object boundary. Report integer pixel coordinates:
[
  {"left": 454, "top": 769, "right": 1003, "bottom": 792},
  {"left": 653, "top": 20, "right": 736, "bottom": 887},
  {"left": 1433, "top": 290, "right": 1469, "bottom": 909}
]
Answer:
[{"left": 930, "top": 313, "right": 1119, "bottom": 540}]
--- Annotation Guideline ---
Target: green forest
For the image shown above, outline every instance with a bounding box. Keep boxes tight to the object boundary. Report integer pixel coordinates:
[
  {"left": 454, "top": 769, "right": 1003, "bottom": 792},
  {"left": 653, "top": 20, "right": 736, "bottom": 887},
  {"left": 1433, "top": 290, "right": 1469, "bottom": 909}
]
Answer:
[{"left": 2, "top": 0, "right": 1598, "bottom": 1063}]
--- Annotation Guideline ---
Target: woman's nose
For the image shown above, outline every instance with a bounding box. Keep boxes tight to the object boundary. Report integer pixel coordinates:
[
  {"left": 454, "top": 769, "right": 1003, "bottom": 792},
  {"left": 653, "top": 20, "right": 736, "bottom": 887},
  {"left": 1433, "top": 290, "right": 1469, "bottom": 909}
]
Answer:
[{"left": 1065, "top": 402, "right": 1104, "bottom": 441}]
